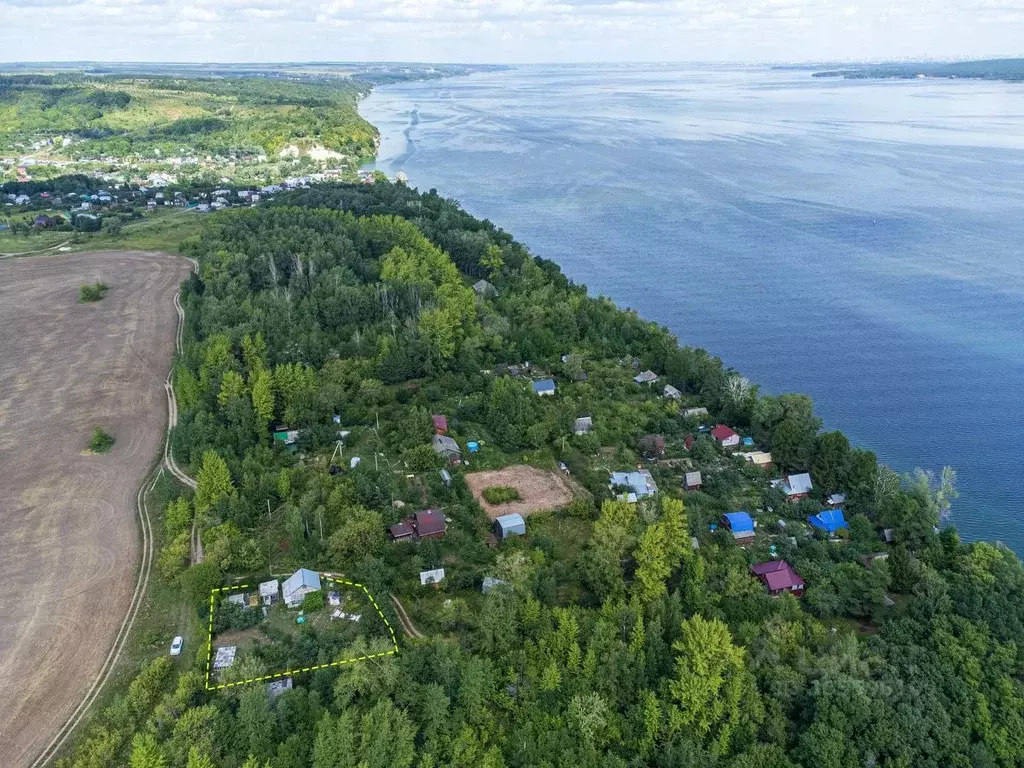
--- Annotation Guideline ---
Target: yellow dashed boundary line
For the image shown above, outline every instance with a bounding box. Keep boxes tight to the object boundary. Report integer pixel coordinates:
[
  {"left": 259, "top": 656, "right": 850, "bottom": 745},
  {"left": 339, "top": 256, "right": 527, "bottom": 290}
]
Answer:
[{"left": 204, "top": 575, "right": 399, "bottom": 691}]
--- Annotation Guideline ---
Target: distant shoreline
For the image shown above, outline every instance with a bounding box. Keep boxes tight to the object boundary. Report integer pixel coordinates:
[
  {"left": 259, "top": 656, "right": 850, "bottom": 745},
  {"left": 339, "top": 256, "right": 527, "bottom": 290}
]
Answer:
[{"left": 812, "top": 57, "right": 1024, "bottom": 82}]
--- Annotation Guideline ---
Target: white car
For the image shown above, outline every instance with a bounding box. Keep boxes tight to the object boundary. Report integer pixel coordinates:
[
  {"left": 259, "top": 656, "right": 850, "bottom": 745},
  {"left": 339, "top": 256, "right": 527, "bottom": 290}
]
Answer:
[{"left": 170, "top": 636, "right": 183, "bottom": 656}]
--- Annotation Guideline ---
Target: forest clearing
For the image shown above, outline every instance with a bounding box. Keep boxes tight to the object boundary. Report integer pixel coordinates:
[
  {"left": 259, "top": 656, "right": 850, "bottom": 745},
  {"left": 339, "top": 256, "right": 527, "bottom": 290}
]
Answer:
[
  {"left": 464, "top": 465, "right": 576, "bottom": 520},
  {"left": 0, "top": 250, "right": 189, "bottom": 768}
]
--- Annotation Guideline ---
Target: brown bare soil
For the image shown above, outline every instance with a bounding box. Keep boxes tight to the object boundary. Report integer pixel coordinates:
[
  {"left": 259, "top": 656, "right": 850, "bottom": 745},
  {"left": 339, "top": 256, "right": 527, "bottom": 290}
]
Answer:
[
  {"left": 214, "top": 626, "right": 269, "bottom": 649},
  {"left": 0, "top": 251, "right": 189, "bottom": 768},
  {"left": 464, "top": 465, "right": 575, "bottom": 520}
]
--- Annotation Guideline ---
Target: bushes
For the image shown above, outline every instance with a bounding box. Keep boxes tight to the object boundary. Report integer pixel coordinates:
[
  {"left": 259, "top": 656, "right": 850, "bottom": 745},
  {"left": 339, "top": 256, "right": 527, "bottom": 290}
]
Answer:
[
  {"left": 89, "top": 426, "right": 114, "bottom": 452},
  {"left": 301, "top": 591, "right": 325, "bottom": 613},
  {"left": 483, "top": 486, "right": 521, "bottom": 504},
  {"left": 79, "top": 282, "right": 108, "bottom": 302}
]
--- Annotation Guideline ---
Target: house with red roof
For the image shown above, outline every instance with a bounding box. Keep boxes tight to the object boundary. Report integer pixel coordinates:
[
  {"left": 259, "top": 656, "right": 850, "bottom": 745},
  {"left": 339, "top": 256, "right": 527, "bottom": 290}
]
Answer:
[
  {"left": 389, "top": 509, "right": 447, "bottom": 542},
  {"left": 415, "top": 509, "right": 447, "bottom": 540},
  {"left": 750, "top": 560, "right": 805, "bottom": 596},
  {"left": 711, "top": 424, "right": 740, "bottom": 449}
]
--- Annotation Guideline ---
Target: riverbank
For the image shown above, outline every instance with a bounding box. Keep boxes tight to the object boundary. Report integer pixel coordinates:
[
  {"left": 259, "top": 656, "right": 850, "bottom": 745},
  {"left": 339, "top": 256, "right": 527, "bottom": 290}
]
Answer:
[{"left": 357, "top": 63, "right": 1024, "bottom": 553}]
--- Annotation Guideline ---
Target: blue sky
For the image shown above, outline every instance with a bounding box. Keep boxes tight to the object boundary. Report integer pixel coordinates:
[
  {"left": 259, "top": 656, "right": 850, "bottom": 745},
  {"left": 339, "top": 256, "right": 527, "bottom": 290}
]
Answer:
[{"left": 0, "top": 0, "right": 1021, "bottom": 63}]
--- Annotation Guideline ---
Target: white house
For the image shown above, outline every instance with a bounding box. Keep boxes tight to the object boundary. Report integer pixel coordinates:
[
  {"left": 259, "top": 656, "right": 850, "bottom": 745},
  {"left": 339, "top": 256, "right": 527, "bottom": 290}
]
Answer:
[
  {"left": 282, "top": 568, "right": 321, "bottom": 607},
  {"left": 533, "top": 379, "right": 556, "bottom": 396},
  {"left": 710, "top": 424, "right": 740, "bottom": 449}
]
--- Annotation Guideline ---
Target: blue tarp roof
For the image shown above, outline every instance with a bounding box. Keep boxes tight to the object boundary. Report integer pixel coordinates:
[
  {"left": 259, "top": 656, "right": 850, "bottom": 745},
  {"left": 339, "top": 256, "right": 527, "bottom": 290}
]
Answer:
[
  {"left": 533, "top": 379, "right": 556, "bottom": 392},
  {"left": 724, "top": 512, "right": 754, "bottom": 533},
  {"left": 809, "top": 509, "right": 848, "bottom": 533}
]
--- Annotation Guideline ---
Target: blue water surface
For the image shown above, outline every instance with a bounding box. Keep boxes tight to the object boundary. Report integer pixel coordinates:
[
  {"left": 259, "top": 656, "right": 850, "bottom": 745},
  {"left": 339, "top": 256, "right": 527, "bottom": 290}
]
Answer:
[{"left": 360, "top": 65, "right": 1024, "bottom": 551}]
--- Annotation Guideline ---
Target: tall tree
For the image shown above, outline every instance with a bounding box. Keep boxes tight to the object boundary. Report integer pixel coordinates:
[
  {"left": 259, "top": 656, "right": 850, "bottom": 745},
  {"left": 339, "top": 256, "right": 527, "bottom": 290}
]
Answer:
[
  {"left": 669, "top": 615, "right": 763, "bottom": 755},
  {"left": 129, "top": 733, "right": 167, "bottom": 768},
  {"left": 194, "top": 450, "right": 233, "bottom": 514},
  {"left": 250, "top": 368, "right": 275, "bottom": 424}
]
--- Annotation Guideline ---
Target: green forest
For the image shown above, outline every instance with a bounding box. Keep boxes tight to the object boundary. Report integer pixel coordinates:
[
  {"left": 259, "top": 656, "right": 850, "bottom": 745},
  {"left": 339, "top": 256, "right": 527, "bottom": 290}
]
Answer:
[
  {"left": 0, "top": 74, "right": 378, "bottom": 160},
  {"left": 57, "top": 180, "right": 1024, "bottom": 768}
]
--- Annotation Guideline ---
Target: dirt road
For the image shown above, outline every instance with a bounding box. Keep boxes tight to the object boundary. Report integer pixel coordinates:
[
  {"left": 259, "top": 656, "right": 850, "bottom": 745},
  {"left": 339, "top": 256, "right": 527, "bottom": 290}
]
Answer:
[{"left": 0, "top": 250, "right": 190, "bottom": 768}]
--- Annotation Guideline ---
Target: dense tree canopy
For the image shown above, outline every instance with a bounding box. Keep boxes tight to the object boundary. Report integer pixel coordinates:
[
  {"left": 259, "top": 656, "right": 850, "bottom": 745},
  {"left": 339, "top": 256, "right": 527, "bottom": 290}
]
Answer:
[{"left": 56, "top": 180, "right": 1024, "bottom": 768}]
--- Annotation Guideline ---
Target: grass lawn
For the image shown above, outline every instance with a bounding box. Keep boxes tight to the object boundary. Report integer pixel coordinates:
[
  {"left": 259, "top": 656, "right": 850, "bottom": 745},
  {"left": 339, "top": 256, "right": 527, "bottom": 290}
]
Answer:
[{"left": 1, "top": 208, "right": 205, "bottom": 257}]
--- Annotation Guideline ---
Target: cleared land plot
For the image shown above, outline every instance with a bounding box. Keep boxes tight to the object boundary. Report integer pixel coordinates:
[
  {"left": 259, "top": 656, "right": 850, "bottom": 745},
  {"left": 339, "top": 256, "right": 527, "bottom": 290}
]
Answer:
[
  {"left": 0, "top": 250, "right": 189, "bottom": 768},
  {"left": 464, "top": 465, "right": 575, "bottom": 520}
]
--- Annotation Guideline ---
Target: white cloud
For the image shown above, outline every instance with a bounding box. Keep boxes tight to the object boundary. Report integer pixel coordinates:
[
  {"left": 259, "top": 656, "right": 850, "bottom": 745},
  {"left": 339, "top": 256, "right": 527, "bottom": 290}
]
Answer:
[{"left": 0, "top": 0, "right": 1020, "bottom": 61}]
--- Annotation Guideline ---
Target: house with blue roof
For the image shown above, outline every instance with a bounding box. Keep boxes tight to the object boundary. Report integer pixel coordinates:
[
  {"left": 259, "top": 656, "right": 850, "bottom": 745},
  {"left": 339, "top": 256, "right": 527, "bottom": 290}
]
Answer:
[
  {"left": 282, "top": 568, "right": 321, "bottom": 607},
  {"left": 808, "top": 509, "right": 848, "bottom": 535},
  {"left": 722, "top": 512, "right": 756, "bottom": 543},
  {"left": 533, "top": 379, "right": 556, "bottom": 396}
]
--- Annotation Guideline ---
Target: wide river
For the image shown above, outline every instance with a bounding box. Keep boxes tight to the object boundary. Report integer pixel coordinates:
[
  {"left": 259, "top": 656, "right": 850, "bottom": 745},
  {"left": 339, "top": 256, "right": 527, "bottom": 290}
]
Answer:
[{"left": 360, "top": 64, "right": 1024, "bottom": 552}]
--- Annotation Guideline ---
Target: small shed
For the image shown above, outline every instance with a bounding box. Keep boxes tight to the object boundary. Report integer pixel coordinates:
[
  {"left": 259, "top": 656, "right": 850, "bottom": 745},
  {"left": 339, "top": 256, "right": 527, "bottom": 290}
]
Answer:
[
  {"left": 472, "top": 279, "right": 497, "bottom": 297},
  {"left": 432, "top": 414, "right": 448, "bottom": 434},
  {"left": 684, "top": 435, "right": 696, "bottom": 451},
  {"left": 739, "top": 451, "right": 773, "bottom": 470},
  {"left": 268, "top": 677, "right": 293, "bottom": 700},
  {"left": 482, "top": 576, "right": 508, "bottom": 594},
  {"left": 808, "top": 509, "right": 848, "bottom": 534},
  {"left": 389, "top": 518, "right": 415, "bottom": 541},
  {"left": 533, "top": 379, "right": 556, "bottom": 396},
  {"left": 420, "top": 568, "right": 445, "bottom": 586},
  {"left": 213, "top": 646, "right": 237, "bottom": 670},
  {"left": 827, "top": 493, "right": 847, "bottom": 507},
  {"left": 282, "top": 568, "right": 321, "bottom": 608},
  {"left": 495, "top": 513, "right": 527, "bottom": 539},
  {"left": 663, "top": 384, "right": 682, "bottom": 400},
  {"left": 273, "top": 426, "right": 299, "bottom": 445},
  {"left": 432, "top": 435, "right": 461, "bottom": 463},
  {"left": 634, "top": 370, "right": 659, "bottom": 384},
  {"left": 722, "top": 512, "right": 756, "bottom": 542},
  {"left": 439, "top": 469, "right": 453, "bottom": 487},
  {"left": 684, "top": 471, "right": 703, "bottom": 491},
  {"left": 259, "top": 579, "right": 280, "bottom": 605},
  {"left": 574, "top": 416, "right": 593, "bottom": 435},
  {"left": 683, "top": 407, "right": 709, "bottom": 419}
]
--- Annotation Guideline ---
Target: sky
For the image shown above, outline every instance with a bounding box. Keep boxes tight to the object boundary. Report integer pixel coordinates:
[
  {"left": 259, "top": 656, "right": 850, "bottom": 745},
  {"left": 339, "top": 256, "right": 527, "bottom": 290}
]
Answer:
[{"left": 0, "top": 0, "right": 1021, "bottom": 64}]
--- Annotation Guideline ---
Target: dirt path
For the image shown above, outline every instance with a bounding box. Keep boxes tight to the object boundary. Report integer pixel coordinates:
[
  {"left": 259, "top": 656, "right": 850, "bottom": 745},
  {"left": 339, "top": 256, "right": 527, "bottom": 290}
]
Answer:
[
  {"left": 0, "top": 250, "right": 191, "bottom": 768},
  {"left": 0, "top": 240, "right": 72, "bottom": 258},
  {"left": 390, "top": 595, "right": 425, "bottom": 639},
  {"left": 162, "top": 257, "right": 203, "bottom": 564},
  {"left": 28, "top": 469, "right": 157, "bottom": 768}
]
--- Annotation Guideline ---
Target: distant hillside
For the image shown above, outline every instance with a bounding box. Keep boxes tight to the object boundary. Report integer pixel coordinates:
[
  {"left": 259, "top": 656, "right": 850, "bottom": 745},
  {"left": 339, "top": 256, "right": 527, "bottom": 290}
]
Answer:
[{"left": 813, "top": 58, "right": 1024, "bottom": 81}]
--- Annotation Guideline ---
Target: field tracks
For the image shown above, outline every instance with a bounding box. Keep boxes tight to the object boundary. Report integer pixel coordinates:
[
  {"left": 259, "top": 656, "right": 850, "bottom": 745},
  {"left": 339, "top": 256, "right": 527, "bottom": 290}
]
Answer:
[
  {"left": 28, "top": 469, "right": 157, "bottom": 768},
  {"left": 390, "top": 595, "right": 425, "bottom": 639},
  {"left": 29, "top": 253, "right": 197, "bottom": 768}
]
